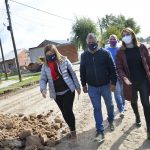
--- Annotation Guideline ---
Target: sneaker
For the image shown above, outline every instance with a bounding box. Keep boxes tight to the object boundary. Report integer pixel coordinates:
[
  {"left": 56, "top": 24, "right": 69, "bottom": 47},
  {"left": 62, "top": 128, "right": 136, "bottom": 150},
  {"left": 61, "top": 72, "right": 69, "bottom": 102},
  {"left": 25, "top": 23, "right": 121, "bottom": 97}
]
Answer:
[
  {"left": 136, "top": 116, "right": 141, "bottom": 127},
  {"left": 109, "top": 122, "right": 115, "bottom": 131},
  {"left": 120, "top": 112, "right": 124, "bottom": 119},
  {"left": 147, "top": 132, "right": 150, "bottom": 140},
  {"left": 94, "top": 133, "right": 105, "bottom": 143}
]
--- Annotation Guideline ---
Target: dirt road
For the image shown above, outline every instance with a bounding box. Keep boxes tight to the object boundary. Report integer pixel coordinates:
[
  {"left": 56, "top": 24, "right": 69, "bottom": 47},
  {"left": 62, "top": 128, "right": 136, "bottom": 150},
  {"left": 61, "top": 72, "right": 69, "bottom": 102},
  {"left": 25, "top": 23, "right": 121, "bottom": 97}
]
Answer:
[{"left": 0, "top": 66, "right": 150, "bottom": 150}]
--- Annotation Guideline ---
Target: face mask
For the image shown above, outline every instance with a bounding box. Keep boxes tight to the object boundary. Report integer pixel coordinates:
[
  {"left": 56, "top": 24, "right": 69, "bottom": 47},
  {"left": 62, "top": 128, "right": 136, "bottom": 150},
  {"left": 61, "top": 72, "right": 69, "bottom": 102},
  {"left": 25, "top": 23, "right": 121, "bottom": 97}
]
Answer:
[
  {"left": 122, "top": 35, "right": 132, "bottom": 44},
  {"left": 109, "top": 40, "right": 117, "bottom": 47},
  {"left": 46, "top": 54, "right": 56, "bottom": 61},
  {"left": 88, "top": 43, "right": 98, "bottom": 51}
]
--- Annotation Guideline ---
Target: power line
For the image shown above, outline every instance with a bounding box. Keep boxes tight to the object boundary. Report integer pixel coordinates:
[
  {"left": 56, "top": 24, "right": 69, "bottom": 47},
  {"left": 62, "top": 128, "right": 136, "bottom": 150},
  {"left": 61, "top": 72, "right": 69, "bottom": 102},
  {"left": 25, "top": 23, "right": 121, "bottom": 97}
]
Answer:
[
  {"left": 10, "top": 0, "right": 73, "bottom": 22},
  {"left": 11, "top": 13, "right": 65, "bottom": 29}
]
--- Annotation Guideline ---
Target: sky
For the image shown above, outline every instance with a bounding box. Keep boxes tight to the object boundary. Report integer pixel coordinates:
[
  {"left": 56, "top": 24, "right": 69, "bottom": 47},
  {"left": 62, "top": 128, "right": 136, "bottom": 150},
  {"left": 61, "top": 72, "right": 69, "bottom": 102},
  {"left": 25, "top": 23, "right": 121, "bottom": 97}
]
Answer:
[{"left": 0, "top": 0, "right": 150, "bottom": 54}]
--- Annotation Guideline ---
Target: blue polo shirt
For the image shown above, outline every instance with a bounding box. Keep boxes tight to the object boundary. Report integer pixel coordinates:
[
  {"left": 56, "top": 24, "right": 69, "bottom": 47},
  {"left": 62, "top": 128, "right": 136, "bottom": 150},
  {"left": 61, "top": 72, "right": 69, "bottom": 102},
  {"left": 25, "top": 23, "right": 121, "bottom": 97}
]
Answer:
[{"left": 106, "top": 46, "right": 119, "bottom": 61}]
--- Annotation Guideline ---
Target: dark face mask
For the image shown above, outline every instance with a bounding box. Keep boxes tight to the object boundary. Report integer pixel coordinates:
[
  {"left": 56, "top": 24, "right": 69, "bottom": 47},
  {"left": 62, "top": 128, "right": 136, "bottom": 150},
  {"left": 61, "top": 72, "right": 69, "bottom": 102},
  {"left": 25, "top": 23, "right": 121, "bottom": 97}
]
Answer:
[
  {"left": 46, "top": 54, "right": 56, "bottom": 61},
  {"left": 88, "top": 43, "right": 98, "bottom": 51}
]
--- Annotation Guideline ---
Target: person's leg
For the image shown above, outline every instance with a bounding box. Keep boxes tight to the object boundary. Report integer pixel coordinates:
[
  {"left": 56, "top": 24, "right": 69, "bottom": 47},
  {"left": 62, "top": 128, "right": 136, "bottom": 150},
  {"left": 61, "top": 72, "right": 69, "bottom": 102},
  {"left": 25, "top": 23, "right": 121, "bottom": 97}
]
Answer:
[
  {"left": 114, "top": 80, "right": 124, "bottom": 115},
  {"left": 55, "top": 91, "right": 75, "bottom": 132},
  {"left": 62, "top": 91, "right": 76, "bottom": 132},
  {"left": 131, "top": 85, "right": 141, "bottom": 126},
  {"left": 139, "top": 80, "right": 150, "bottom": 139},
  {"left": 101, "top": 84, "right": 115, "bottom": 130},
  {"left": 120, "top": 81, "right": 125, "bottom": 107},
  {"left": 55, "top": 95, "right": 67, "bottom": 120},
  {"left": 88, "top": 85, "right": 104, "bottom": 134}
]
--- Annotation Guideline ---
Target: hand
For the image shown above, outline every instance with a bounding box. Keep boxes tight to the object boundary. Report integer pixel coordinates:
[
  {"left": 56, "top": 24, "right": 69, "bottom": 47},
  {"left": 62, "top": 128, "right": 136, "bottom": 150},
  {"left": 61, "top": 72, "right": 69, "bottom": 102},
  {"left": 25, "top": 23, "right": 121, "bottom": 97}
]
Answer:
[
  {"left": 83, "top": 86, "right": 87, "bottom": 93},
  {"left": 41, "top": 90, "right": 47, "bottom": 98},
  {"left": 110, "top": 84, "right": 116, "bottom": 92},
  {"left": 76, "top": 88, "right": 81, "bottom": 95},
  {"left": 123, "top": 77, "right": 132, "bottom": 85}
]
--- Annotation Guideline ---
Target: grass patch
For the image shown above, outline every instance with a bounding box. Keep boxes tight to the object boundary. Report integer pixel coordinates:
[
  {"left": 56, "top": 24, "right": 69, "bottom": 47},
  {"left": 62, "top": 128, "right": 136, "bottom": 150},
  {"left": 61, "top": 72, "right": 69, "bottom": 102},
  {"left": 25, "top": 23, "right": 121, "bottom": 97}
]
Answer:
[
  {"left": 0, "top": 74, "right": 40, "bottom": 95},
  {"left": 1, "top": 72, "right": 41, "bottom": 81}
]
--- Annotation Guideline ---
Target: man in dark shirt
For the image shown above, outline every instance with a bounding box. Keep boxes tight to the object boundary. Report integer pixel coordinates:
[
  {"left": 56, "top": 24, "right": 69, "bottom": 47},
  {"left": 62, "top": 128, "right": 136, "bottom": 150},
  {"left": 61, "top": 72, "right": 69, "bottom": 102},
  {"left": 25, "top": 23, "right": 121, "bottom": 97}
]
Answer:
[{"left": 80, "top": 33, "right": 117, "bottom": 142}]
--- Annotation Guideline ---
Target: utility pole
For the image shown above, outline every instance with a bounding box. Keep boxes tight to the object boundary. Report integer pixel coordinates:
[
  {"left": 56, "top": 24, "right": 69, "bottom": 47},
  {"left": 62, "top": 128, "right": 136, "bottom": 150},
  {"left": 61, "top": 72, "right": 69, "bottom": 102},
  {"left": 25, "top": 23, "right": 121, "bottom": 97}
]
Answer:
[
  {"left": 0, "top": 38, "right": 8, "bottom": 80},
  {"left": 5, "top": 0, "right": 22, "bottom": 82}
]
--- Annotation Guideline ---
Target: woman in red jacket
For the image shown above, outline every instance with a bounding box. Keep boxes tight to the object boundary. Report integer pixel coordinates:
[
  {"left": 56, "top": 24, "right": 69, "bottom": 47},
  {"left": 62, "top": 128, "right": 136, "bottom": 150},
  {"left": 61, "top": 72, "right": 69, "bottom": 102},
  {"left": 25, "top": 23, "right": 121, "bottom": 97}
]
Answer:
[{"left": 116, "top": 27, "right": 150, "bottom": 140}]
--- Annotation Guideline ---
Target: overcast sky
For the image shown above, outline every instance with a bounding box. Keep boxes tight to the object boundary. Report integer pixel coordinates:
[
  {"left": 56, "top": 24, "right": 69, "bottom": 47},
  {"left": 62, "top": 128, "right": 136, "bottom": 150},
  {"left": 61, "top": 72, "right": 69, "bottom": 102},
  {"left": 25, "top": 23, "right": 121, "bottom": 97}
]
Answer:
[{"left": 0, "top": 0, "right": 150, "bottom": 54}]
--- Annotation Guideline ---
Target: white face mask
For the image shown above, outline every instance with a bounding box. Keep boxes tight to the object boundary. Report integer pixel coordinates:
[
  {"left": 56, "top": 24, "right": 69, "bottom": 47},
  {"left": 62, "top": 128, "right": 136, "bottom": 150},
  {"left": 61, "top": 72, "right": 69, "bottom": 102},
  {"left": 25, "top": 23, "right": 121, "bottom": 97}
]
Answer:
[{"left": 122, "top": 35, "right": 132, "bottom": 44}]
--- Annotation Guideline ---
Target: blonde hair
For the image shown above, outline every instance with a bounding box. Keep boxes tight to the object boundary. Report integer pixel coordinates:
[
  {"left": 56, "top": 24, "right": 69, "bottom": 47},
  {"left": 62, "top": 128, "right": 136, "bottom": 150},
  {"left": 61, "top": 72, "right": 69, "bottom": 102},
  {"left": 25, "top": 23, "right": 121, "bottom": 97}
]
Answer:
[
  {"left": 109, "top": 34, "right": 118, "bottom": 41},
  {"left": 44, "top": 44, "right": 66, "bottom": 64}
]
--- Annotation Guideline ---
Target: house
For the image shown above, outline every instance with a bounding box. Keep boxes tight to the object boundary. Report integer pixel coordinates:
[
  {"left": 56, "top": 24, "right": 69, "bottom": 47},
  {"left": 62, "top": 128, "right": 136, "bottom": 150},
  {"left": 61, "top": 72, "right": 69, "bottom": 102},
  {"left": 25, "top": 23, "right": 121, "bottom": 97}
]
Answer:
[
  {"left": 29, "top": 40, "right": 78, "bottom": 63},
  {"left": 0, "top": 49, "right": 30, "bottom": 72}
]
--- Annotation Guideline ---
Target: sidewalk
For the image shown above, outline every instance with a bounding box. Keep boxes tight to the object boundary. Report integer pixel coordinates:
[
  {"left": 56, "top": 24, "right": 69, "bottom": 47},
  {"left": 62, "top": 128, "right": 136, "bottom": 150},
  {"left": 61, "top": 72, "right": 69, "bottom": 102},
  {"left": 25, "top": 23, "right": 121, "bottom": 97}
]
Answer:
[
  {"left": 0, "top": 80, "right": 18, "bottom": 89},
  {"left": 0, "top": 77, "right": 32, "bottom": 89}
]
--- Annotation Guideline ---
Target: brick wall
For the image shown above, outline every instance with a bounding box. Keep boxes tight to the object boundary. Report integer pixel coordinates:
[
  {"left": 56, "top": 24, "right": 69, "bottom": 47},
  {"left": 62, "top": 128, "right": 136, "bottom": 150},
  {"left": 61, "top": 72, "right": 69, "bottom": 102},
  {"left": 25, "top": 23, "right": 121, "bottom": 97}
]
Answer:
[{"left": 18, "top": 49, "right": 30, "bottom": 66}]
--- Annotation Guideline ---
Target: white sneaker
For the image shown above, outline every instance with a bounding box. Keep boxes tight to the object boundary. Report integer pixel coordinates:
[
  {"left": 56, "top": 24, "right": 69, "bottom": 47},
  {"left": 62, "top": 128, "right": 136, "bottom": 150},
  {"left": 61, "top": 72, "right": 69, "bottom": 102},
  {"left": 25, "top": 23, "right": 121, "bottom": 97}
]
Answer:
[{"left": 94, "top": 133, "right": 105, "bottom": 143}]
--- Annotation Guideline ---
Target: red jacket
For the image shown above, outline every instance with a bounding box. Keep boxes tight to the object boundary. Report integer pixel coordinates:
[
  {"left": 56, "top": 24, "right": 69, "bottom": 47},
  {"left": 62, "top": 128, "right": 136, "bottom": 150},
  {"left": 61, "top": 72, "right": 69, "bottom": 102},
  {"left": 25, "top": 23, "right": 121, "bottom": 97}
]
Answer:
[{"left": 116, "top": 44, "right": 150, "bottom": 101}]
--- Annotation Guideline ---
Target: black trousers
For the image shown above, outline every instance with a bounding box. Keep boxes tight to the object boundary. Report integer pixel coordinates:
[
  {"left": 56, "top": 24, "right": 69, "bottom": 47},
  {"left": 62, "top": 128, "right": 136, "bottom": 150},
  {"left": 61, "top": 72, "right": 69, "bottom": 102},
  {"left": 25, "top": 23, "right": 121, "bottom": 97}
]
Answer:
[
  {"left": 131, "top": 80, "right": 150, "bottom": 132},
  {"left": 55, "top": 90, "right": 75, "bottom": 131}
]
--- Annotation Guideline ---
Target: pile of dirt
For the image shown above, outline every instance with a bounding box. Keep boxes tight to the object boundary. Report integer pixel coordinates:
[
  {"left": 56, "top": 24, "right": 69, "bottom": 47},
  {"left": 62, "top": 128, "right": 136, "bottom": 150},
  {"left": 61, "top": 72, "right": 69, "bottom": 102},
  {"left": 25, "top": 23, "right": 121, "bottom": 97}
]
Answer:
[{"left": 0, "top": 111, "right": 68, "bottom": 150}]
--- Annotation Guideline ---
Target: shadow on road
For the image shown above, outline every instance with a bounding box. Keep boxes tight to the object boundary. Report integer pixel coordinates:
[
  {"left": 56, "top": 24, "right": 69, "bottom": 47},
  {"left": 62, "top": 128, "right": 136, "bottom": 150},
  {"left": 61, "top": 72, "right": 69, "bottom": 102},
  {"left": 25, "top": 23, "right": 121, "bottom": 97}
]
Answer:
[
  {"left": 55, "top": 116, "right": 124, "bottom": 150},
  {"left": 56, "top": 128, "right": 102, "bottom": 150},
  {"left": 137, "top": 139, "right": 150, "bottom": 150},
  {"left": 110, "top": 124, "right": 135, "bottom": 150}
]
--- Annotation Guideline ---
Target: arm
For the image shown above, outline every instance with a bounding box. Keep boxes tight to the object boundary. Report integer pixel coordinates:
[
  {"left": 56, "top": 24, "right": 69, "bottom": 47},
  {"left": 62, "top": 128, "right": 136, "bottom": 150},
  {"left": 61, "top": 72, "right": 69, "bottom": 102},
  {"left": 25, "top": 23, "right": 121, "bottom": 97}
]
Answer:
[
  {"left": 80, "top": 54, "right": 87, "bottom": 87},
  {"left": 39, "top": 64, "right": 48, "bottom": 93},
  {"left": 80, "top": 54, "right": 88, "bottom": 93},
  {"left": 142, "top": 44, "right": 150, "bottom": 68},
  {"left": 66, "top": 58, "right": 81, "bottom": 91},
  {"left": 116, "top": 50, "right": 131, "bottom": 85},
  {"left": 107, "top": 51, "right": 117, "bottom": 86}
]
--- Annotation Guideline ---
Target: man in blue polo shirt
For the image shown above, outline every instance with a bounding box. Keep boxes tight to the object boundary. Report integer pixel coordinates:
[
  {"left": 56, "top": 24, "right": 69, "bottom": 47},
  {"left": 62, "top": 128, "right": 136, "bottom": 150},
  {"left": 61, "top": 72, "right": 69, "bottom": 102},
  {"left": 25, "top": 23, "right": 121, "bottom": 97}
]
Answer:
[{"left": 106, "top": 34, "right": 125, "bottom": 118}]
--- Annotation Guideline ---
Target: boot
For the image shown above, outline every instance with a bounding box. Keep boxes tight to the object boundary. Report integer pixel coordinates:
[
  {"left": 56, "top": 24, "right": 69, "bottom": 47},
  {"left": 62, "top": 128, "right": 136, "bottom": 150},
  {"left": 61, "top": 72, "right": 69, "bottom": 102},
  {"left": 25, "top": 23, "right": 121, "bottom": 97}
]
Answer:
[{"left": 70, "top": 130, "right": 77, "bottom": 139}]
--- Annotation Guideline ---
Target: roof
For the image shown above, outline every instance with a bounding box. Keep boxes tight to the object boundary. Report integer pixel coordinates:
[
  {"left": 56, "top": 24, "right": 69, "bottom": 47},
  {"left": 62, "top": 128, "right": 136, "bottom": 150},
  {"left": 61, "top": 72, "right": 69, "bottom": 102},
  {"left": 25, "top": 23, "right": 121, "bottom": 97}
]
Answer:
[
  {"left": 29, "top": 39, "right": 70, "bottom": 50},
  {"left": 51, "top": 40, "right": 70, "bottom": 44},
  {"left": 37, "top": 40, "right": 59, "bottom": 47},
  {"left": 0, "top": 49, "right": 23, "bottom": 62}
]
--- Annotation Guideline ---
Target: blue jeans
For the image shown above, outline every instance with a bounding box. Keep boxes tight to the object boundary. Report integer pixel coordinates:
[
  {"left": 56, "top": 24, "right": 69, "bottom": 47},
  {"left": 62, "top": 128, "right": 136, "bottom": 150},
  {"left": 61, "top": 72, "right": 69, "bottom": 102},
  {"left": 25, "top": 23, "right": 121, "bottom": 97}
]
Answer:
[
  {"left": 88, "top": 84, "right": 114, "bottom": 134},
  {"left": 114, "top": 79, "right": 125, "bottom": 113}
]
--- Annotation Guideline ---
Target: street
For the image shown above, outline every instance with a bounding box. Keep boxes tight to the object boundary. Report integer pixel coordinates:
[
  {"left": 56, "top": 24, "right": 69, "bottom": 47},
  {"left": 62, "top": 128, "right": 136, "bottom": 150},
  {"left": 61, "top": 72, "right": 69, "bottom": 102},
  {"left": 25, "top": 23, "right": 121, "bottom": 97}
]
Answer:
[{"left": 0, "top": 65, "right": 150, "bottom": 150}]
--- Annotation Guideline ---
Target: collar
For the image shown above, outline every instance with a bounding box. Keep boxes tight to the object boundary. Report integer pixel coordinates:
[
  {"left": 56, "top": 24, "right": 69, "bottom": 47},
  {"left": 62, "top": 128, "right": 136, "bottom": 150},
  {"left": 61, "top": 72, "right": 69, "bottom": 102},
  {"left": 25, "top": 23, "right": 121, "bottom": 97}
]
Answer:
[{"left": 88, "top": 48, "right": 99, "bottom": 54}]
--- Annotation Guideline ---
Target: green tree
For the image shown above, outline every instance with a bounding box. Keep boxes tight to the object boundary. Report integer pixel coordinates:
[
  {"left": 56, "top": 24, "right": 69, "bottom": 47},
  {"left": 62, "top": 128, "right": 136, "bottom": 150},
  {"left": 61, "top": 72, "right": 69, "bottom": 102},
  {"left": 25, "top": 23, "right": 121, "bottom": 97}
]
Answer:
[
  {"left": 125, "top": 18, "right": 140, "bottom": 33},
  {"left": 138, "top": 37, "right": 145, "bottom": 43},
  {"left": 72, "top": 17, "right": 98, "bottom": 50},
  {"left": 98, "top": 14, "right": 140, "bottom": 42},
  {"left": 103, "top": 26, "right": 122, "bottom": 41},
  {"left": 146, "top": 36, "right": 150, "bottom": 44}
]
